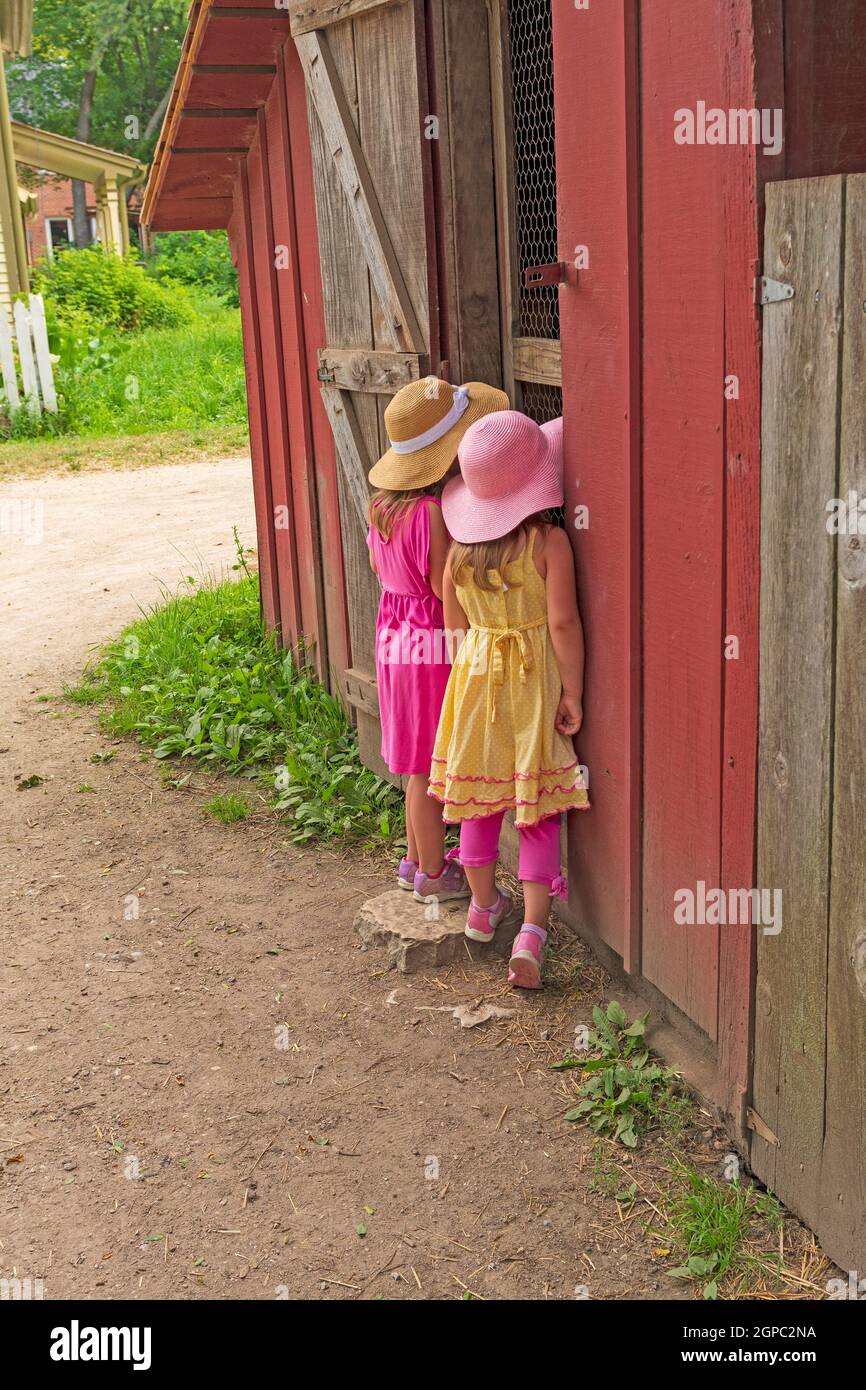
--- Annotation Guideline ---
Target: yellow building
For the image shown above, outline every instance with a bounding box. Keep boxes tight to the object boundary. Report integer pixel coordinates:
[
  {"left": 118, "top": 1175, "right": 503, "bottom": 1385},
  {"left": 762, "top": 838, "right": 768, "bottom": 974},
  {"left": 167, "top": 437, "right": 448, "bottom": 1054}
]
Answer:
[{"left": 0, "top": 0, "right": 32, "bottom": 310}]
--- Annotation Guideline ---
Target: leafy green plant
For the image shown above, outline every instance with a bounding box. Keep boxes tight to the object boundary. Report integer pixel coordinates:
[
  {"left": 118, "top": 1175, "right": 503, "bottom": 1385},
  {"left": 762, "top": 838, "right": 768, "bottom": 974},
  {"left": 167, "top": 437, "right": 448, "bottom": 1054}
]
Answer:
[
  {"left": 32, "top": 247, "right": 192, "bottom": 333},
  {"left": 147, "top": 231, "right": 239, "bottom": 307},
  {"left": 1, "top": 302, "right": 245, "bottom": 443},
  {"left": 85, "top": 568, "right": 404, "bottom": 849},
  {"left": 554, "top": 1002, "right": 683, "bottom": 1148},
  {"left": 203, "top": 793, "right": 249, "bottom": 824},
  {"left": 664, "top": 1162, "right": 784, "bottom": 1300}
]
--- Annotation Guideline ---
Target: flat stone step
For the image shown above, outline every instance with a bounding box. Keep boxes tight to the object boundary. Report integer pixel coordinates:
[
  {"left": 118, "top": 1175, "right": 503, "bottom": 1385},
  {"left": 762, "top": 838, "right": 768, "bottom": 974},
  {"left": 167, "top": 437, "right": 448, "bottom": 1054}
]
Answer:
[{"left": 355, "top": 890, "right": 522, "bottom": 974}]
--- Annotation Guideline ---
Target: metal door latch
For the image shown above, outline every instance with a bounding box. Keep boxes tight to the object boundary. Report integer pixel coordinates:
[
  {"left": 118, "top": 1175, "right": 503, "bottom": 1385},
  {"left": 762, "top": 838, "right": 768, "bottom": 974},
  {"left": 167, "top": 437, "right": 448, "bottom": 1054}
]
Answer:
[
  {"left": 524, "top": 261, "right": 568, "bottom": 288},
  {"left": 756, "top": 276, "right": 795, "bottom": 305}
]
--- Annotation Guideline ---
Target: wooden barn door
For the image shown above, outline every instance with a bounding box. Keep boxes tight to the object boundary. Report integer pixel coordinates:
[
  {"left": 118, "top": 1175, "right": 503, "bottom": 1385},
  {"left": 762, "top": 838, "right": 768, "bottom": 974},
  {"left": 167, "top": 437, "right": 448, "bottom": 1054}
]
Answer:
[
  {"left": 289, "top": 0, "right": 436, "bottom": 776},
  {"left": 754, "top": 174, "right": 866, "bottom": 1273}
]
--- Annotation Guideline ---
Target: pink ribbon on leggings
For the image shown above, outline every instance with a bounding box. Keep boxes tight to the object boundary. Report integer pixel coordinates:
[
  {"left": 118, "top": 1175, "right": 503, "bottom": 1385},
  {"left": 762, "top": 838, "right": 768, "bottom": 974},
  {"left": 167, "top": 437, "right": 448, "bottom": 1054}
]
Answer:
[{"left": 549, "top": 875, "right": 569, "bottom": 901}]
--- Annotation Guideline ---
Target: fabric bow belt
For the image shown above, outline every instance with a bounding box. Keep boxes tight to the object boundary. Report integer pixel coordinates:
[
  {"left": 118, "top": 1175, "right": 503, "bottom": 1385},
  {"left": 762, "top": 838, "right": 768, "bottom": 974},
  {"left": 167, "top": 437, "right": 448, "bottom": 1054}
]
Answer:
[{"left": 475, "top": 619, "right": 545, "bottom": 724}]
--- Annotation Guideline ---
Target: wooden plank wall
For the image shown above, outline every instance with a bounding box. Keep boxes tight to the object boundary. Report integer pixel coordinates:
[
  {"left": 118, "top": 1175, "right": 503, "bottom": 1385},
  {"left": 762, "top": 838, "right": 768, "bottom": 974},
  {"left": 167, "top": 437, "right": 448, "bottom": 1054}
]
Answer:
[
  {"left": 229, "top": 170, "right": 281, "bottom": 634},
  {"left": 300, "top": 1, "right": 432, "bottom": 777},
  {"left": 821, "top": 173, "right": 866, "bottom": 1271},
  {"left": 265, "top": 50, "right": 329, "bottom": 675},
  {"left": 551, "top": 0, "right": 641, "bottom": 968},
  {"left": 754, "top": 174, "right": 866, "bottom": 1271},
  {"left": 784, "top": 0, "right": 866, "bottom": 178},
  {"left": 303, "top": 13, "right": 390, "bottom": 774},
  {"left": 639, "top": 0, "right": 725, "bottom": 1038},
  {"left": 427, "top": 0, "right": 502, "bottom": 386},
  {"left": 246, "top": 123, "right": 305, "bottom": 644},
  {"left": 227, "top": 35, "right": 351, "bottom": 685},
  {"left": 282, "top": 38, "right": 352, "bottom": 690},
  {"left": 716, "top": 0, "right": 779, "bottom": 1141}
]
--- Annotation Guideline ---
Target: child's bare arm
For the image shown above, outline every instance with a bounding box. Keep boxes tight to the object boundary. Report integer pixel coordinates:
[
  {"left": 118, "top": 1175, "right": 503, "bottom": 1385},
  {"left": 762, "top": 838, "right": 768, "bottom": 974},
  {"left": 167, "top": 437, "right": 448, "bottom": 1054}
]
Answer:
[
  {"left": 443, "top": 555, "right": 469, "bottom": 663},
  {"left": 428, "top": 503, "right": 450, "bottom": 599},
  {"left": 544, "top": 527, "right": 585, "bottom": 735}
]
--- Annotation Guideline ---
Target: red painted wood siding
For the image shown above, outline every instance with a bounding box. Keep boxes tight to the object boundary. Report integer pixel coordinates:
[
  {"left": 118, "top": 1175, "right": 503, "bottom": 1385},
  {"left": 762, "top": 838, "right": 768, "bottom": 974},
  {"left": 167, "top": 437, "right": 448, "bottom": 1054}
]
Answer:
[
  {"left": 640, "top": 0, "right": 727, "bottom": 1039},
  {"left": 265, "top": 48, "right": 328, "bottom": 676},
  {"left": 552, "top": 0, "right": 642, "bottom": 969},
  {"left": 281, "top": 37, "right": 351, "bottom": 690},
  {"left": 246, "top": 122, "right": 305, "bottom": 643},
  {"left": 717, "top": 0, "right": 774, "bottom": 1131},
  {"left": 230, "top": 169, "right": 281, "bottom": 634}
]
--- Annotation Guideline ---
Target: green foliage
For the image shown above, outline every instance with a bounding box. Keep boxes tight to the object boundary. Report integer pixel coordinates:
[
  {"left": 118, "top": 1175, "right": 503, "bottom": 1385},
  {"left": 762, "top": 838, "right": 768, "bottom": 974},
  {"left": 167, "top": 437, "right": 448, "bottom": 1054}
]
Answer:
[
  {"left": 554, "top": 1002, "right": 685, "bottom": 1148},
  {"left": 147, "top": 232, "right": 239, "bottom": 308},
  {"left": 84, "top": 570, "right": 404, "bottom": 848},
  {"left": 203, "top": 793, "right": 250, "bottom": 825},
  {"left": 0, "top": 302, "right": 245, "bottom": 442},
  {"left": 33, "top": 248, "right": 192, "bottom": 334},
  {"left": 5, "top": 0, "right": 190, "bottom": 167},
  {"left": 665, "top": 1162, "right": 784, "bottom": 1300}
]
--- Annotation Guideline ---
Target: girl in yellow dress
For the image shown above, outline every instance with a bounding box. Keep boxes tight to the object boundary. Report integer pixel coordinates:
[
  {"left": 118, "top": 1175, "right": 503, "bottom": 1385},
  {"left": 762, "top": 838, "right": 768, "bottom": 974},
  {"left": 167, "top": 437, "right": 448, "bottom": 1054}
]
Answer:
[{"left": 429, "top": 410, "right": 589, "bottom": 988}]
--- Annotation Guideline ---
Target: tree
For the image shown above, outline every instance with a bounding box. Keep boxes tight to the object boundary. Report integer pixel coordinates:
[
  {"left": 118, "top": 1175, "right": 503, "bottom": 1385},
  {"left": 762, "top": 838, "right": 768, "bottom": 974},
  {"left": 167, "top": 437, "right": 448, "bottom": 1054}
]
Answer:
[{"left": 5, "top": 0, "right": 188, "bottom": 243}]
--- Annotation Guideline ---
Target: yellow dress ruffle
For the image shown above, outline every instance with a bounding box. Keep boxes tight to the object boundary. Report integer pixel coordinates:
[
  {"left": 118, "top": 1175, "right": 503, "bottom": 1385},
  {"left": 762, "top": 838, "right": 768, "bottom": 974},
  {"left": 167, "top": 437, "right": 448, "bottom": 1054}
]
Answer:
[{"left": 430, "top": 530, "right": 590, "bottom": 826}]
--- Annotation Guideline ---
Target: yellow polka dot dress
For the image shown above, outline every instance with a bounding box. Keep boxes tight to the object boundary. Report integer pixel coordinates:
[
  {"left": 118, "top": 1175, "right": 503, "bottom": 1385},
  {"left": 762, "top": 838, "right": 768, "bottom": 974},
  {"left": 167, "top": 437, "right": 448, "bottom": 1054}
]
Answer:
[{"left": 430, "top": 531, "right": 590, "bottom": 826}]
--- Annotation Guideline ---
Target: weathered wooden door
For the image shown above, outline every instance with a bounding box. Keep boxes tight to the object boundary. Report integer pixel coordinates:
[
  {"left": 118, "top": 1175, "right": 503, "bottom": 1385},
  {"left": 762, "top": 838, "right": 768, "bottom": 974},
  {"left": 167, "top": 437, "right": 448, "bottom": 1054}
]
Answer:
[
  {"left": 754, "top": 174, "right": 866, "bottom": 1271},
  {"left": 290, "top": 0, "right": 503, "bottom": 775},
  {"left": 290, "top": 0, "right": 436, "bottom": 775}
]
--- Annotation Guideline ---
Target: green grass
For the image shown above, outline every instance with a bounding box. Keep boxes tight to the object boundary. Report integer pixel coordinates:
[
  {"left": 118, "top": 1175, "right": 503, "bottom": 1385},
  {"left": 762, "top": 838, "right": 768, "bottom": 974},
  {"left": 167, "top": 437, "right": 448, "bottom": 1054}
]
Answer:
[
  {"left": 663, "top": 1162, "right": 784, "bottom": 1299},
  {"left": 1, "top": 302, "right": 246, "bottom": 443},
  {"left": 203, "top": 793, "right": 250, "bottom": 825},
  {"left": 75, "top": 562, "right": 404, "bottom": 849}
]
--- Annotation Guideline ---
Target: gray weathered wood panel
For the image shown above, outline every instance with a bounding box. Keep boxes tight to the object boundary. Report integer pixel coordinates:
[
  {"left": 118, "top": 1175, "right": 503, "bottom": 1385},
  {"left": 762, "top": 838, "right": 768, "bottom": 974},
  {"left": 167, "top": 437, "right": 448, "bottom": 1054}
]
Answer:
[
  {"left": 818, "top": 173, "right": 866, "bottom": 1268},
  {"left": 754, "top": 176, "right": 844, "bottom": 1220}
]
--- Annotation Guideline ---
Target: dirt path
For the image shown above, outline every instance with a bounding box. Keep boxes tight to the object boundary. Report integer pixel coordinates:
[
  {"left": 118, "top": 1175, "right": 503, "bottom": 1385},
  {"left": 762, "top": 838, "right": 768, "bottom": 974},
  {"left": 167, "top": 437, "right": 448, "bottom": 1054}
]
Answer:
[{"left": 0, "top": 460, "right": 814, "bottom": 1301}]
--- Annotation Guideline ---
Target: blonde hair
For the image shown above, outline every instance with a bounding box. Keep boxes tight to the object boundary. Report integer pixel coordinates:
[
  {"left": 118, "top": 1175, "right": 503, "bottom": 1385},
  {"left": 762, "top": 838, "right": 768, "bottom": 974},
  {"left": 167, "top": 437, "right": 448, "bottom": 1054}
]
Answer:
[
  {"left": 450, "top": 514, "right": 551, "bottom": 592},
  {"left": 369, "top": 485, "right": 442, "bottom": 541}
]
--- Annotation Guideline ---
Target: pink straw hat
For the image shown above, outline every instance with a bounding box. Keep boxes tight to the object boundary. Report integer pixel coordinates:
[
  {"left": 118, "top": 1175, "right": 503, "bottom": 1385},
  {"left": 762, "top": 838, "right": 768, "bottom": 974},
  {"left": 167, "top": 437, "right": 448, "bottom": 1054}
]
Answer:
[{"left": 442, "top": 411, "right": 564, "bottom": 543}]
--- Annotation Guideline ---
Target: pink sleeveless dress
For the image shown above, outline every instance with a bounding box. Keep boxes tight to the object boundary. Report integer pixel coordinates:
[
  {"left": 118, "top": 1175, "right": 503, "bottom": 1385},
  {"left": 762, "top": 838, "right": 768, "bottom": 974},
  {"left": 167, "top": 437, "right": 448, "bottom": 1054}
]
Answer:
[{"left": 367, "top": 498, "right": 451, "bottom": 776}]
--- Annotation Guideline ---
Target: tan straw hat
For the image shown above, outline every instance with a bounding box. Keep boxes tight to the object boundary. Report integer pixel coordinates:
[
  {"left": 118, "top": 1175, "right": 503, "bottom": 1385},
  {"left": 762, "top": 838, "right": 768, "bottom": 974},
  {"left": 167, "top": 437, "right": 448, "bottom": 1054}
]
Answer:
[{"left": 368, "top": 377, "right": 510, "bottom": 490}]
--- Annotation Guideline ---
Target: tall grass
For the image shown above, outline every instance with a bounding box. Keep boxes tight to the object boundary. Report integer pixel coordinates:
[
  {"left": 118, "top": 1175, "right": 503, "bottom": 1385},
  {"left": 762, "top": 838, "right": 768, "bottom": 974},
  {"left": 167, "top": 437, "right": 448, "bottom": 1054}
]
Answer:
[
  {"left": 74, "top": 568, "right": 403, "bottom": 848},
  {"left": 1, "top": 303, "right": 246, "bottom": 442}
]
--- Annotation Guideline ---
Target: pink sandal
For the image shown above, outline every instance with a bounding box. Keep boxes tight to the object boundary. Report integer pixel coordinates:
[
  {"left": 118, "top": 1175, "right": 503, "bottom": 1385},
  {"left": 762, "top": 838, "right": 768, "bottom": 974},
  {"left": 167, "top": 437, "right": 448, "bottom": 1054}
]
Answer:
[
  {"left": 508, "top": 924, "right": 548, "bottom": 990},
  {"left": 465, "top": 889, "right": 512, "bottom": 943}
]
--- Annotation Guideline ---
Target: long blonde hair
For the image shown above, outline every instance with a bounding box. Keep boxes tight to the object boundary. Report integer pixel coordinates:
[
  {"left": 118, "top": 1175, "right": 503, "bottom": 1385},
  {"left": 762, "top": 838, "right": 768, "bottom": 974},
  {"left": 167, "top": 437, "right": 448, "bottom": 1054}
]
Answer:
[
  {"left": 369, "top": 484, "right": 443, "bottom": 540},
  {"left": 450, "top": 514, "right": 551, "bottom": 592}
]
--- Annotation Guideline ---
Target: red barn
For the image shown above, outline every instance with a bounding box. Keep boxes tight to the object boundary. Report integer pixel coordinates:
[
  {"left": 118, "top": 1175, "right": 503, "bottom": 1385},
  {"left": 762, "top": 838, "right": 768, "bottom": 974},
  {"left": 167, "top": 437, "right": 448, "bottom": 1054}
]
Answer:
[{"left": 143, "top": 0, "right": 866, "bottom": 1269}]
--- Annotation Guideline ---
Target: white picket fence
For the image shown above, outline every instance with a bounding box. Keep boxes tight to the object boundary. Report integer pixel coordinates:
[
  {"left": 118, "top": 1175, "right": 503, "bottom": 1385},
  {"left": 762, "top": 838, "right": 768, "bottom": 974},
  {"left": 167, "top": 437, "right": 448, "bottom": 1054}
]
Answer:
[{"left": 0, "top": 293, "right": 57, "bottom": 417}]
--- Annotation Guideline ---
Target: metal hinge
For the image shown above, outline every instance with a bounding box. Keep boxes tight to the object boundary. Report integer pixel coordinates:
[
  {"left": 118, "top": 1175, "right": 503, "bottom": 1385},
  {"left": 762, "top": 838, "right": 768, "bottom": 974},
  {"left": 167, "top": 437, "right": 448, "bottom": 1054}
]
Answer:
[
  {"left": 756, "top": 276, "right": 795, "bottom": 306},
  {"left": 746, "top": 1106, "right": 780, "bottom": 1147}
]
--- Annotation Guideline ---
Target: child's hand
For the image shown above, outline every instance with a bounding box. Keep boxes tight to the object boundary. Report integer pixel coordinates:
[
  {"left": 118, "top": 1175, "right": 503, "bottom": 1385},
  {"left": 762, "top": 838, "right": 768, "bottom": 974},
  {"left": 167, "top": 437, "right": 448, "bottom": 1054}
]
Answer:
[{"left": 555, "top": 695, "right": 583, "bottom": 737}]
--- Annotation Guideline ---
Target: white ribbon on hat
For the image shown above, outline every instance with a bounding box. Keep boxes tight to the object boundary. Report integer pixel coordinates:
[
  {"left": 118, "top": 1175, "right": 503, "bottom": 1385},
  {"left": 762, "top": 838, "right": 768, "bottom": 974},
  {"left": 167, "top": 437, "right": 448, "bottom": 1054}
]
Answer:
[{"left": 389, "top": 385, "right": 471, "bottom": 455}]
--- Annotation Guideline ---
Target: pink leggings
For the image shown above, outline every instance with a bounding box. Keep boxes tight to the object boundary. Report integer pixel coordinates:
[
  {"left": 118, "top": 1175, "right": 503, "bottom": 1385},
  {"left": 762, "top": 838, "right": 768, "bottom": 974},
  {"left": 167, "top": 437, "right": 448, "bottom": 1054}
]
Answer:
[{"left": 460, "top": 812, "right": 562, "bottom": 889}]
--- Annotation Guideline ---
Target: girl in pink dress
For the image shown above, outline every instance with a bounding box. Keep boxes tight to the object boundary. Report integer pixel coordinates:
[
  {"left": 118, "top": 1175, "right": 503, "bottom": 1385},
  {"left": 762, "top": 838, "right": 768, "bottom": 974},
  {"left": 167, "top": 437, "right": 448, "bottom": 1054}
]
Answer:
[{"left": 367, "top": 375, "right": 508, "bottom": 901}]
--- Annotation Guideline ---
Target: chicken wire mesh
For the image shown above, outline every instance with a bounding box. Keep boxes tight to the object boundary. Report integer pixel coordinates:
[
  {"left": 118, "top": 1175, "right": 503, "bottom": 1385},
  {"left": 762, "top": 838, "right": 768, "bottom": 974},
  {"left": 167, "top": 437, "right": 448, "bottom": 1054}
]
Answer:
[
  {"left": 507, "top": 0, "right": 563, "bottom": 515},
  {"left": 508, "top": 0, "right": 560, "bottom": 353}
]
